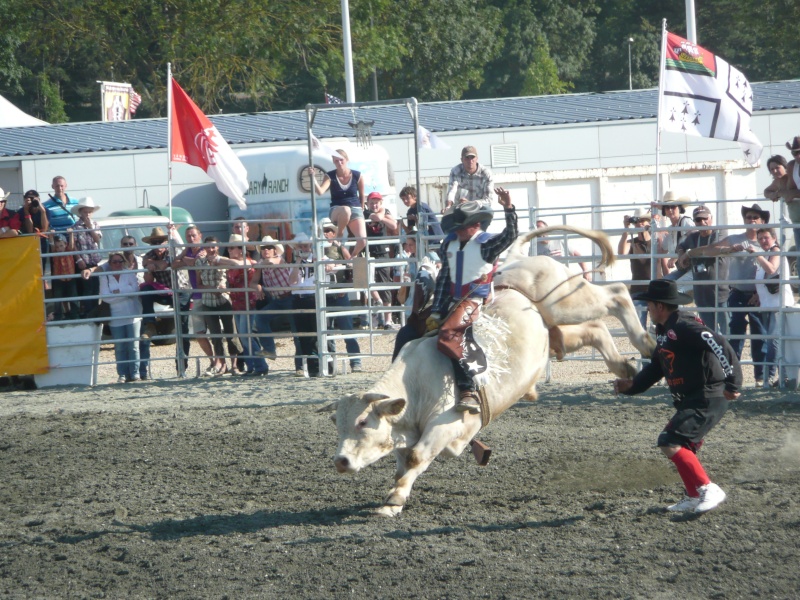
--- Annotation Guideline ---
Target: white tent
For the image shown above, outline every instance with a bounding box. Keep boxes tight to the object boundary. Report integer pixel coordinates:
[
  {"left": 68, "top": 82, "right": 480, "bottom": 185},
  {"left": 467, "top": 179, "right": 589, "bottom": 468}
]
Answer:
[{"left": 0, "top": 95, "right": 47, "bottom": 127}]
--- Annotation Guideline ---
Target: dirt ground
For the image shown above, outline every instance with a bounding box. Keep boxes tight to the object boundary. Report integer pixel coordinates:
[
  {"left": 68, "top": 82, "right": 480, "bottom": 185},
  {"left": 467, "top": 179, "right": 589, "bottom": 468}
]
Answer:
[{"left": 2, "top": 333, "right": 800, "bottom": 599}]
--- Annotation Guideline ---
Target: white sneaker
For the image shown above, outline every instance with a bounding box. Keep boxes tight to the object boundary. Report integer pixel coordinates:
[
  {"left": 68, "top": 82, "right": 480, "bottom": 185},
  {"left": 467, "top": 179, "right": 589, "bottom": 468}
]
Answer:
[
  {"left": 695, "top": 482, "right": 726, "bottom": 513},
  {"left": 117, "top": 376, "right": 127, "bottom": 384},
  {"left": 666, "top": 496, "right": 700, "bottom": 512}
]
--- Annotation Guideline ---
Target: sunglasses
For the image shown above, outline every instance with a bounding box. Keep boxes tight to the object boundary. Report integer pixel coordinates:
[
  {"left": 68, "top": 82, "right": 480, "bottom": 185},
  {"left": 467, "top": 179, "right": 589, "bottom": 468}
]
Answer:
[
  {"left": 110, "top": 259, "right": 125, "bottom": 264},
  {"left": 121, "top": 242, "right": 136, "bottom": 247},
  {"left": 694, "top": 217, "right": 710, "bottom": 223},
  {"left": 744, "top": 214, "right": 762, "bottom": 220}
]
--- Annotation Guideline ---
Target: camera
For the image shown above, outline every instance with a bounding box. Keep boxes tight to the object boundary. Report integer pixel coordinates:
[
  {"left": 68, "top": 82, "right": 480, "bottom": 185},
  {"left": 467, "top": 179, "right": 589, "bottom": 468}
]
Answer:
[
  {"left": 624, "top": 215, "right": 641, "bottom": 225},
  {"left": 30, "top": 199, "right": 40, "bottom": 208}
]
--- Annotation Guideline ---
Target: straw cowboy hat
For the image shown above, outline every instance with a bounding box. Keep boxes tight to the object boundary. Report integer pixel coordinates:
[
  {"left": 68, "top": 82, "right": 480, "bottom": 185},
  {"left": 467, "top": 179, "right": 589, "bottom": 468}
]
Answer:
[
  {"left": 259, "top": 235, "right": 285, "bottom": 255},
  {"left": 319, "top": 217, "right": 337, "bottom": 233},
  {"left": 70, "top": 196, "right": 101, "bottom": 216},
  {"left": 657, "top": 190, "right": 691, "bottom": 215},
  {"left": 440, "top": 200, "right": 494, "bottom": 233},
  {"left": 142, "top": 226, "right": 169, "bottom": 244},
  {"left": 0, "top": 187, "right": 10, "bottom": 202},
  {"left": 630, "top": 208, "right": 652, "bottom": 222},
  {"left": 632, "top": 279, "right": 692, "bottom": 305}
]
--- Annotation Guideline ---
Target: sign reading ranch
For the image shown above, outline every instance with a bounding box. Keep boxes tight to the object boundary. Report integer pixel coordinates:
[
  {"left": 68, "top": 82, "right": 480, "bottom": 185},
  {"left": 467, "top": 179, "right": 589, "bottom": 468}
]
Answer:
[{"left": 247, "top": 174, "right": 291, "bottom": 195}]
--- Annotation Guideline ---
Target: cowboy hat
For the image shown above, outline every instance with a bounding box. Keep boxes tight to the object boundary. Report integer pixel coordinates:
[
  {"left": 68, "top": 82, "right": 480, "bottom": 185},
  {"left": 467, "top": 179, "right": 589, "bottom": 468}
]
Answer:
[
  {"left": 440, "top": 200, "right": 494, "bottom": 233},
  {"left": 741, "top": 203, "right": 770, "bottom": 223},
  {"left": 70, "top": 196, "right": 101, "bottom": 216},
  {"left": 259, "top": 235, "right": 284, "bottom": 255},
  {"left": 630, "top": 208, "right": 652, "bottom": 221},
  {"left": 319, "top": 217, "right": 336, "bottom": 232},
  {"left": 632, "top": 279, "right": 692, "bottom": 305},
  {"left": 228, "top": 234, "right": 245, "bottom": 244},
  {"left": 0, "top": 187, "right": 10, "bottom": 202},
  {"left": 142, "top": 226, "right": 169, "bottom": 244},
  {"left": 657, "top": 190, "right": 691, "bottom": 215},
  {"left": 786, "top": 136, "right": 800, "bottom": 153}
]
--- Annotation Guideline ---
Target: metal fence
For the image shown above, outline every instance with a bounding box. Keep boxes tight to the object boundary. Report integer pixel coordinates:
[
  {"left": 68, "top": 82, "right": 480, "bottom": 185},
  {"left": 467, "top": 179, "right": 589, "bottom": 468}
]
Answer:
[{"left": 27, "top": 201, "right": 800, "bottom": 388}]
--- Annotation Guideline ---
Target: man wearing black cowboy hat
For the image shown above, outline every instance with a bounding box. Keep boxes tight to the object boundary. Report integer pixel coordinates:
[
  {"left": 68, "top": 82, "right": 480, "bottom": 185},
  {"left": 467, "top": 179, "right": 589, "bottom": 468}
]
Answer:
[
  {"left": 614, "top": 279, "right": 741, "bottom": 514},
  {"left": 684, "top": 203, "right": 770, "bottom": 385},
  {"left": 428, "top": 187, "right": 516, "bottom": 414}
]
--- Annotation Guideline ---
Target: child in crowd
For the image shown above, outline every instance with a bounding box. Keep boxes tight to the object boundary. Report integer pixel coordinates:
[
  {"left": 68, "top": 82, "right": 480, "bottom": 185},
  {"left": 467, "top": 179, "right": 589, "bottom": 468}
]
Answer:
[{"left": 49, "top": 230, "right": 78, "bottom": 320}]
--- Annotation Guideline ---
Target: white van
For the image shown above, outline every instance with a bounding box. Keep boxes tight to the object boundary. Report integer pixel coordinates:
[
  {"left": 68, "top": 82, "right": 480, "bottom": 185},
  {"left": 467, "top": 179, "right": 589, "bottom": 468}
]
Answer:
[{"left": 229, "top": 141, "right": 397, "bottom": 243}]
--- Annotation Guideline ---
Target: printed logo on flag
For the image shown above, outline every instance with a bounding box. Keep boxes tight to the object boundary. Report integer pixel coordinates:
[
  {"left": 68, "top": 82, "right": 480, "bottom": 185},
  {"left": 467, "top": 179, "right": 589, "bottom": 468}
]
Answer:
[{"left": 659, "top": 31, "right": 761, "bottom": 165}]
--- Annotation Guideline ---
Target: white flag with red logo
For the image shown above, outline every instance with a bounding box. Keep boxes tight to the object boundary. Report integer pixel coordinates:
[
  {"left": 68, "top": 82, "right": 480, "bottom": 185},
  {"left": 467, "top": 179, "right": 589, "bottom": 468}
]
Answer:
[
  {"left": 658, "top": 31, "right": 762, "bottom": 166},
  {"left": 170, "top": 79, "right": 248, "bottom": 209},
  {"left": 310, "top": 132, "right": 344, "bottom": 160},
  {"left": 417, "top": 125, "right": 450, "bottom": 150}
]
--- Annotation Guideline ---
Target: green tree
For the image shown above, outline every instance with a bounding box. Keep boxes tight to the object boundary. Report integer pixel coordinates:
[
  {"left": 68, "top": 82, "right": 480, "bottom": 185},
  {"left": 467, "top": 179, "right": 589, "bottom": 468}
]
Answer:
[
  {"left": 521, "top": 38, "right": 574, "bottom": 96},
  {"left": 372, "top": 0, "right": 503, "bottom": 101},
  {"left": 474, "top": 0, "right": 597, "bottom": 99}
]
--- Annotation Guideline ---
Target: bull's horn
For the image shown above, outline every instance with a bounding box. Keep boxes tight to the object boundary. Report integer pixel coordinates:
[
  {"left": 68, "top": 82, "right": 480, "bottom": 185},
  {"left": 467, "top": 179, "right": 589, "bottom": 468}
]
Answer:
[
  {"left": 362, "top": 392, "right": 391, "bottom": 403},
  {"left": 507, "top": 225, "right": 615, "bottom": 268}
]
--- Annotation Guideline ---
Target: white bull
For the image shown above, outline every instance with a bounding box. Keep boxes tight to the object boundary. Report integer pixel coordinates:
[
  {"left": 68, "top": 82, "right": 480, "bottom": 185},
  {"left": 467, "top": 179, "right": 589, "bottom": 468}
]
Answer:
[
  {"left": 496, "top": 224, "right": 656, "bottom": 359},
  {"left": 330, "top": 224, "right": 651, "bottom": 516},
  {"left": 331, "top": 289, "right": 550, "bottom": 516},
  {"left": 550, "top": 320, "right": 638, "bottom": 379}
]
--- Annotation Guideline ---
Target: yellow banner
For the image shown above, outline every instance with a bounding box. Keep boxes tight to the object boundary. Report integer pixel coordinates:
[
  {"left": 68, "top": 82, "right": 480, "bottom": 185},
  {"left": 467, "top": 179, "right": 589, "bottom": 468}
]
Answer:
[{"left": 0, "top": 236, "right": 48, "bottom": 375}]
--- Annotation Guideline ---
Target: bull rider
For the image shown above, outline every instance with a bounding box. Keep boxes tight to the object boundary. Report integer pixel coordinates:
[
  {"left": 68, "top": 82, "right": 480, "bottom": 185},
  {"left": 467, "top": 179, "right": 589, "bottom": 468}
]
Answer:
[
  {"left": 427, "top": 187, "right": 517, "bottom": 415},
  {"left": 613, "top": 279, "right": 742, "bottom": 514}
]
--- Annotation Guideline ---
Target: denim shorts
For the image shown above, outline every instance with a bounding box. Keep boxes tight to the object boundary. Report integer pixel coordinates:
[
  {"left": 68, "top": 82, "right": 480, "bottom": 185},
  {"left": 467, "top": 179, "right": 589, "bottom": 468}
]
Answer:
[{"left": 330, "top": 205, "right": 364, "bottom": 222}]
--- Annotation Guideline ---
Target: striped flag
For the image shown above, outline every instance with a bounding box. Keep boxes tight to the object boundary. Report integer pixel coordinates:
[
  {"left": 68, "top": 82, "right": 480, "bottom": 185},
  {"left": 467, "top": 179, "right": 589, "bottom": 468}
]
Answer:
[
  {"left": 129, "top": 89, "right": 142, "bottom": 115},
  {"left": 325, "top": 92, "right": 344, "bottom": 104}
]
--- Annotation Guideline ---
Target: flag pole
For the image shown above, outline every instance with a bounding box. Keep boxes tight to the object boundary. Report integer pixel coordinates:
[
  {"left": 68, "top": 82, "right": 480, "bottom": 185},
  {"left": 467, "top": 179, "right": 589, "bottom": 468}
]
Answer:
[
  {"left": 166, "top": 61, "right": 185, "bottom": 377},
  {"left": 655, "top": 19, "right": 667, "bottom": 209},
  {"left": 167, "top": 62, "right": 174, "bottom": 225},
  {"left": 651, "top": 19, "right": 668, "bottom": 280}
]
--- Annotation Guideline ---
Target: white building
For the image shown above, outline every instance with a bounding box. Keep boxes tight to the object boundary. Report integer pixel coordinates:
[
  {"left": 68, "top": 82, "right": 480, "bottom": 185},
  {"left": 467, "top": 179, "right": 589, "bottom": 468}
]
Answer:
[{"left": 0, "top": 80, "right": 798, "bottom": 246}]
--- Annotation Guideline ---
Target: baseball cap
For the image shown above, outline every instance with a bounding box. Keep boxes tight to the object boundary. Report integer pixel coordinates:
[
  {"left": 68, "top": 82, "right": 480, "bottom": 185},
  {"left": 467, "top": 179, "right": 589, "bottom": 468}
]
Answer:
[
  {"left": 693, "top": 205, "right": 711, "bottom": 219},
  {"left": 367, "top": 191, "right": 383, "bottom": 201},
  {"left": 461, "top": 145, "right": 477, "bottom": 158},
  {"left": 23, "top": 189, "right": 40, "bottom": 199}
]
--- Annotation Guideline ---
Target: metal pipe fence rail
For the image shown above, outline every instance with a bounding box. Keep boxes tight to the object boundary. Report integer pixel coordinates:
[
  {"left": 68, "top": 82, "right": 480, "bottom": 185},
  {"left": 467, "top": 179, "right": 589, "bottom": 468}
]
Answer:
[{"left": 23, "top": 203, "right": 800, "bottom": 388}]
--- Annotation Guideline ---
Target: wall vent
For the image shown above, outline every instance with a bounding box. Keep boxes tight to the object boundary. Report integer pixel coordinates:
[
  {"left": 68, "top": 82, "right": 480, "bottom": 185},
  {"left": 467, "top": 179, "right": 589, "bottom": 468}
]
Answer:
[{"left": 491, "top": 144, "right": 518, "bottom": 168}]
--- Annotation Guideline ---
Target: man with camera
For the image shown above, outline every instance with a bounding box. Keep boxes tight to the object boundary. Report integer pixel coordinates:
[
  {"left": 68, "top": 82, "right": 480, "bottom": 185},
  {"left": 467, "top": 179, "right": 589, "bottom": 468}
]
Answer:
[
  {"left": 675, "top": 206, "right": 730, "bottom": 335},
  {"left": 617, "top": 208, "right": 661, "bottom": 326},
  {"left": 679, "top": 204, "right": 770, "bottom": 385}
]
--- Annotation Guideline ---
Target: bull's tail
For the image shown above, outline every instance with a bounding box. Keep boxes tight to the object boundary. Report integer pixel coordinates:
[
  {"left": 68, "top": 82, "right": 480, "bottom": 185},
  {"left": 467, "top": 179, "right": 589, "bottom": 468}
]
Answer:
[{"left": 505, "top": 225, "right": 615, "bottom": 268}]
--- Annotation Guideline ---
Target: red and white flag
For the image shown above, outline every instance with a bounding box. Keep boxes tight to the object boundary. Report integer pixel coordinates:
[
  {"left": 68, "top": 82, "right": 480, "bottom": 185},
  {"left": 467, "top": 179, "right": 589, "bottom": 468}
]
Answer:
[
  {"left": 170, "top": 79, "right": 248, "bottom": 209},
  {"left": 658, "top": 31, "right": 762, "bottom": 166}
]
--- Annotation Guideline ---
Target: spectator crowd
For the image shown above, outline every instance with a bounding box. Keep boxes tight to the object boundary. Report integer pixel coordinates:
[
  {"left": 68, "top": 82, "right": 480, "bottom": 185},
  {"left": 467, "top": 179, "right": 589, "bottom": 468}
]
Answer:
[{"left": 2, "top": 138, "right": 800, "bottom": 388}]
